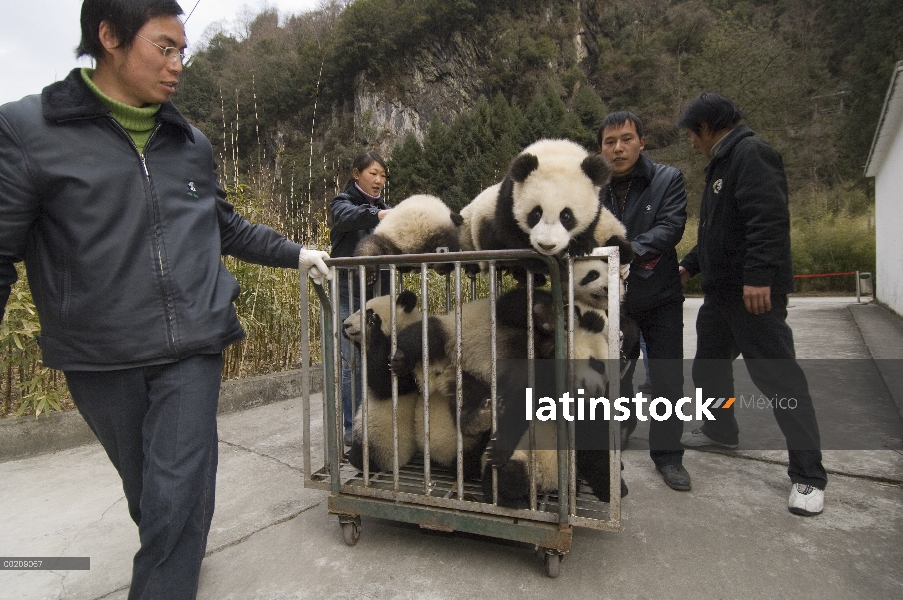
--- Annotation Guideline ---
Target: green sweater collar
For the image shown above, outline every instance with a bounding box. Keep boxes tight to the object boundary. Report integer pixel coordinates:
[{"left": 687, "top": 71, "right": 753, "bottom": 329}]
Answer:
[{"left": 80, "top": 68, "right": 159, "bottom": 152}]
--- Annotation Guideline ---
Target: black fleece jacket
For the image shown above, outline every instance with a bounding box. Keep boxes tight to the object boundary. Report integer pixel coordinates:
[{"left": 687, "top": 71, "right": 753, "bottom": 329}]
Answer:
[
  {"left": 680, "top": 125, "right": 795, "bottom": 298},
  {"left": 601, "top": 154, "right": 687, "bottom": 313},
  {"left": 329, "top": 183, "right": 388, "bottom": 258},
  {"left": 0, "top": 69, "right": 303, "bottom": 370}
]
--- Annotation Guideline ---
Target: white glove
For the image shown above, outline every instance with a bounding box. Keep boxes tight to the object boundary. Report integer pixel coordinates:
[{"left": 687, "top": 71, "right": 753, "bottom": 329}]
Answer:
[{"left": 299, "top": 248, "right": 332, "bottom": 286}]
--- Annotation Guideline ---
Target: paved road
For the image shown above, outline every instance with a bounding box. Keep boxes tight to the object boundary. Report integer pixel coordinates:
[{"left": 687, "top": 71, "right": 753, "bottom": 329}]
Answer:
[{"left": 1, "top": 297, "right": 902, "bottom": 599}]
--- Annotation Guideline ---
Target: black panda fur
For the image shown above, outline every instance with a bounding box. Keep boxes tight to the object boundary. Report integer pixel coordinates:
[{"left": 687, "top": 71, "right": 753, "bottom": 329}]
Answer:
[
  {"left": 482, "top": 261, "right": 629, "bottom": 507},
  {"left": 343, "top": 291, "right": 422, "bottom": 473},
  {"left": 390, "top": 290, "right": 558, "bottom": 479},
  {"left": 591, "top": 205, "right": 635, "bottom": 264},
  {"left": 482, "top": 315, "right": 626, "bottom": 508}
]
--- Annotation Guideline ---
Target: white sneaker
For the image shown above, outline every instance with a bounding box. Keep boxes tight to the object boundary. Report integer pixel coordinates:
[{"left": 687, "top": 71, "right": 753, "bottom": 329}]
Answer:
[
  {"left": 680, "top": 428, "right": 739, "bottom": 449},
  {"left": 788, "top": 483, "right": 824, "bottom": 516}
]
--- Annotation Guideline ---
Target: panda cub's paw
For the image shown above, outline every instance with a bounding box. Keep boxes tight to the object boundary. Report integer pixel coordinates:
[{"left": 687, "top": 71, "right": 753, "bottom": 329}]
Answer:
[
  {"left": 389, "top": 350, "right": 409, "bottom": 375},
  {"left": 462, "top": 397, "right": 492, "bottom": 437},
  {"left": 576, "top": 307, "right": 607, "bottom": 334},
  {"left": 575, "top": 364, "right": 606, "bottom": 398}
]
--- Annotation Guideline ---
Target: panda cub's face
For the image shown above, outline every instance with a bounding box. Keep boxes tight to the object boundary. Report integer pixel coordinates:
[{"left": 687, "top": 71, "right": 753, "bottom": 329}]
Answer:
[
  {"left": 508, "top": 140, "right": 611, "bottom": 257},
  {"left": 572, "top": 258, "right": 625, "bottom": 311},
  {"left": 342, "top": 291, "right": 420, "bottom": 343}
]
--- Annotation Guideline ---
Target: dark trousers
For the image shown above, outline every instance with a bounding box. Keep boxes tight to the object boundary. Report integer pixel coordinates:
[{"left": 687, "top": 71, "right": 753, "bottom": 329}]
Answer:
[
  {"left": 621, "top": 296, "right": 685, "bottom": 467},
  {"left": 692, "top": 294, "right": 827, "bottom": 489},
  {"left": 65, "top": 353, "right": 223, "bottom": 600}
]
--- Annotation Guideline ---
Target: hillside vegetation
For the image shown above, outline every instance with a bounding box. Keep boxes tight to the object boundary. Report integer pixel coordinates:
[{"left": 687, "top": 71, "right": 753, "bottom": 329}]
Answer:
[{"left": 176, "top": 0, "right": 900, "bottom": 205}]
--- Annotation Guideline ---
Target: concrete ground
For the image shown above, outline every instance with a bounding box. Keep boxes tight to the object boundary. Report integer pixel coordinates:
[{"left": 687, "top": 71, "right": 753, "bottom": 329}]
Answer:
[{"left": 1, "top": 296, "right": 902, "bottom": 599}]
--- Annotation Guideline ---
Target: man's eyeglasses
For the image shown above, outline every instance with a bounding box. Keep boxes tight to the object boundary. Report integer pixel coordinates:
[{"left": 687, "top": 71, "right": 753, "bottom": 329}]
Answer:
[{"left": 135, "top": 34, "right": 189, "bottom": 65}]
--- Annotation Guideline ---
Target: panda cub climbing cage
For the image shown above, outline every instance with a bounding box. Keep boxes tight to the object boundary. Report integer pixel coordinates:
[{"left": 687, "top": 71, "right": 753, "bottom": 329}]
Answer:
[{"left": 298, "top": 248, "right": 624, "bottom": 578}]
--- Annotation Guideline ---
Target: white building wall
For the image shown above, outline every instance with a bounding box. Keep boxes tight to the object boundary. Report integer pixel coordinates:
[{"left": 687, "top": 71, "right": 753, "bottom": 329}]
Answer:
[{"left": 875, "top": 120, "right": 903, "bottom": 316}]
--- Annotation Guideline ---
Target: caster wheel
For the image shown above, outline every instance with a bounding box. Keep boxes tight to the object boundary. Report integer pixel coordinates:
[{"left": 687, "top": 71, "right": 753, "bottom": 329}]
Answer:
[
  {"left": 340, "top": 516, "right": 361, "bottom": 546},
  {"left": 544, "top": 550, "right": 561, "bottom": 578}
]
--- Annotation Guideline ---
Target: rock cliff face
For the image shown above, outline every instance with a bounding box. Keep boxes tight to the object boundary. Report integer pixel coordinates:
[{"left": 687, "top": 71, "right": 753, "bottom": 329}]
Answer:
[{"left": 353, "top": 32, "right": 491, "bottom": 151}]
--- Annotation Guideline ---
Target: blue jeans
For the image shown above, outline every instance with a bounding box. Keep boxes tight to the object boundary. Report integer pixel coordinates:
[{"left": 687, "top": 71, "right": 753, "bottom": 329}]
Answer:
[
  {"left": 65, "top": 353, "right": 223, "bottom": 600},
  {"left": 640, "top": 335, "right": 651, "bottom": 386},
  {"left": 338, "top": 279, "right": 363, "bottom": 436}
]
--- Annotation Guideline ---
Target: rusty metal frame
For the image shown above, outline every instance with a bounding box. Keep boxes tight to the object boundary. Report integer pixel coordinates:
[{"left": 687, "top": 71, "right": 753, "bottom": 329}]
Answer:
[{"left": 299, "top": 248, "right": 623, "bottom": 550}]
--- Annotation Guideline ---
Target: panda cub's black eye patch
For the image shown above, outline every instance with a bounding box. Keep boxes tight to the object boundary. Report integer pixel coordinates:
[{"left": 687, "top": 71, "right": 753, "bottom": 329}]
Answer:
[
  {"left": 527, "top": 206, "right": 543, "bottom": 227},
  {"left": 559, "top": 208, "right": 576, "bottom": 230},
  {"left": 579, "top": 270, "right": 600, "bottom": 286}
]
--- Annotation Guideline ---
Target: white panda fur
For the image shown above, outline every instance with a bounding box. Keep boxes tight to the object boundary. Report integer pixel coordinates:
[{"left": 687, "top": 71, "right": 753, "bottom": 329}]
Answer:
[
  {"left": 571, "top": 256, "right": 626, "bottom": 314},
  {"left": 458, "top": 182, "right": 501, "bottom": 274},
  {"left": 591, "top": 205, "right": 635, "bottom": 264},
  {"left": 461, "top": 182, "right": 502, "bottom": 253},
  {"left": 349, "top": 389, "right": 418, "bottom": 475},
  {"left": 343, "top": 292, "right": 423, "bottom": 473},
  {"left": 354, "top": 194, "right": 464, "bottom": 267},
  {"left": 472, "top": 139, "right": 611, "bottom": 260}
]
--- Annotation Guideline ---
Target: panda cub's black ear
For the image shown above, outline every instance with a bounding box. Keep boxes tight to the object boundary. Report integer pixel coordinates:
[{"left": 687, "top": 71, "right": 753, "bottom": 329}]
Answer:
[
  {"left": 509, "top": 152, "right": 539, "bottom": 183},
  {"left": 450, "top": 212, "right": 464, "bottom": 227},
  {"left": 581, "top": 154, "right": 612, "bottom": 188},
  {"left": 396, "top": 290, "right": 418, "bottom": 313}
]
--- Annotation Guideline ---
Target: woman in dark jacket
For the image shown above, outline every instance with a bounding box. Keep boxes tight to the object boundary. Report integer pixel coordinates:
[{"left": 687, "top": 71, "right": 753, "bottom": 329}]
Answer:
[{"left": 329, "top": 150, "right": 390, "bottom": 443}]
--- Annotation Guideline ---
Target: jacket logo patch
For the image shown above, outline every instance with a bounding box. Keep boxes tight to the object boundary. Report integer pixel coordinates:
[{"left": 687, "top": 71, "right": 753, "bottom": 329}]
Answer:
[
  {"left": 187, "top": 181, "right": 198, "bottom": 198},
  {"left": 713, "top": 179, "right": 723, "bottom": 194},
  {"left": 644, "top": 204, "right": 652, "bottom": 214}
]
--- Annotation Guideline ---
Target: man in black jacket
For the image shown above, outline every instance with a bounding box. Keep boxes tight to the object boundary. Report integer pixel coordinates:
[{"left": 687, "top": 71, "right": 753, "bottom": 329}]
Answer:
[
  {"left": 599, "top": 111, "right": 691, "bottom": 491},
  {"left": 0, "top": 1, "right": 330, "bottom": 597},
  {"left": 677, "top": 92, "right": 826, "bottom": 516}
]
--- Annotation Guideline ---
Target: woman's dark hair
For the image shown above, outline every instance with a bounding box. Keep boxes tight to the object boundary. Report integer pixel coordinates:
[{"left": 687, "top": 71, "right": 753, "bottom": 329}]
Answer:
[
  {"left": 77, "top": 0, "right": 184, "bottom": 61},
  {"left": 597, "top": 110, "right": 645, "bottom": 147},
  {"left": 345, "top": 150, "right": 388, "bottom": 189},
  {"left": 676, "top": 92, "right": 746, "bottom": 135}
]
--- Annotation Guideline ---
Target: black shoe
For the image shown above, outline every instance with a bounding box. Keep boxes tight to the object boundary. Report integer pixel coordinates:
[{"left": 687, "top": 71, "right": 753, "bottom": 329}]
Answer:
[{"left": 656, "top": 464, "right": 691, "bottom": 491}]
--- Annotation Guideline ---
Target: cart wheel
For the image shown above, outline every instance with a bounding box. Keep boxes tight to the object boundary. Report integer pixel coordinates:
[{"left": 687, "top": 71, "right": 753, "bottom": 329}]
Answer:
[
  {"left": 543, "top": 550, "right": 561, "bottom": 578},
  {"left": 340, "top": 516, "right": 361, "bottom": 546}
]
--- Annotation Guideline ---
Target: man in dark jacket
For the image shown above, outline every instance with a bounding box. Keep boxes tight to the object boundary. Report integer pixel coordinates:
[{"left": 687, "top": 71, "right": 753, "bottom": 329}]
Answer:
[
  {"left": 599, "top": 111, "right": 691, "bottom": 491},
  {"left": 677, "top": 92, "right": 826, "bottom": 516},
  {"left": 0, "top": 1, "right": 330, "bottom": 597}
]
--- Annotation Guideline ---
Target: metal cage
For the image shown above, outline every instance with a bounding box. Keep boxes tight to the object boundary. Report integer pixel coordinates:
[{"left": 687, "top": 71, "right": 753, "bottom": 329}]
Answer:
[{"left": 299, "top": 248, "right": 623, "bottom": 577}]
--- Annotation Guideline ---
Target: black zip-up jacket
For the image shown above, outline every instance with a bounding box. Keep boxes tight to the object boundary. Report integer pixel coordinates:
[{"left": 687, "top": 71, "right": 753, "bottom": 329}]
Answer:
[
  {"left": 601, "top": 154, "right": 687, "bottom": 313},
  {"left": 329, "top": 183, "right": 390, "bottom": 295},
  {"left": 679, "top": 125, "right": 795, "bottom": 298},
  {"left": 0, "top": 69, "right": 303, "bottom": 370},
  {"left": 329, "top": 183, "right": 388, "bottom": 258}
]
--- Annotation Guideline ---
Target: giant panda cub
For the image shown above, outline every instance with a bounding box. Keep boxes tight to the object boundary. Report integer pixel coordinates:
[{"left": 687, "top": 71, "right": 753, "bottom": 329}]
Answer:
[
  {"left": 470, "top": 139, "right": 633, "bottom": 262},
  {"left": 475, "top": 140, "right": 608, "bottom": 257},
  {"left": 354, "top": 194, "right": 464, "bottom": 275},
  {"left": 342, "top": 291, "right": 422, "bottom": 473},
  {"left": 390, "top": 290, "right": 557, "bottom": 479},
  {"left": 483, "top": 258, "right": 628, "bottom": 508}
]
